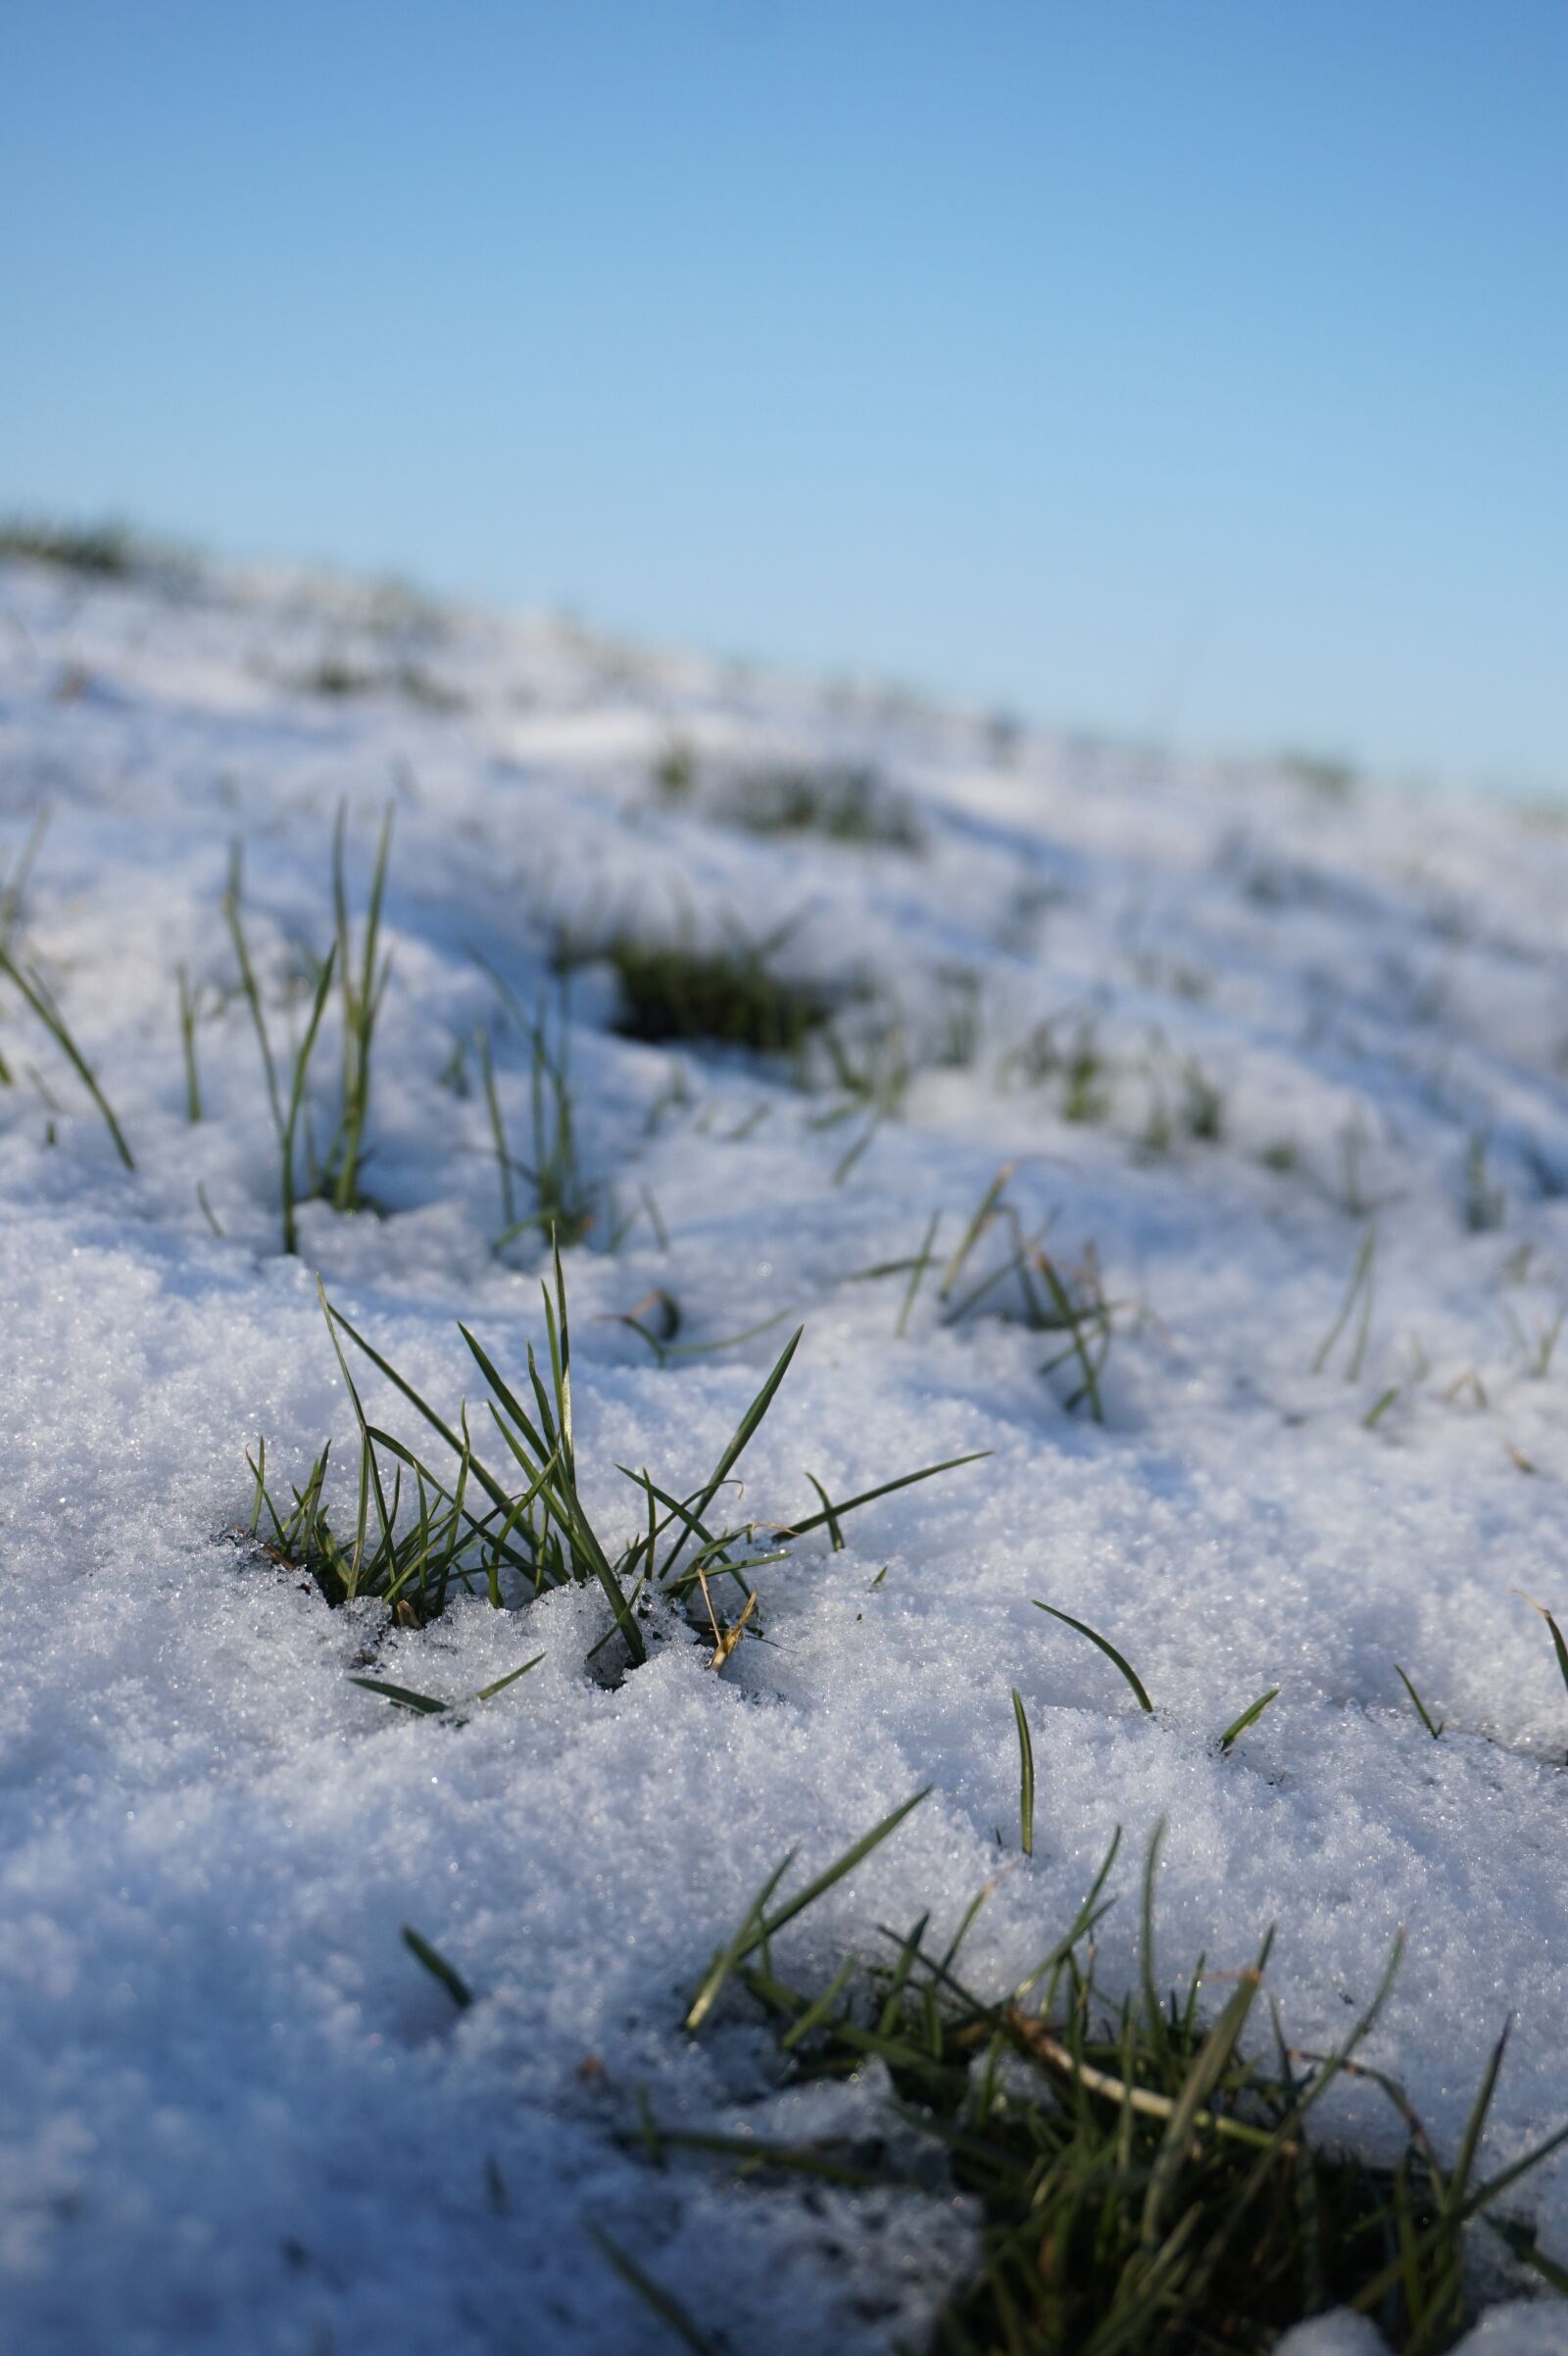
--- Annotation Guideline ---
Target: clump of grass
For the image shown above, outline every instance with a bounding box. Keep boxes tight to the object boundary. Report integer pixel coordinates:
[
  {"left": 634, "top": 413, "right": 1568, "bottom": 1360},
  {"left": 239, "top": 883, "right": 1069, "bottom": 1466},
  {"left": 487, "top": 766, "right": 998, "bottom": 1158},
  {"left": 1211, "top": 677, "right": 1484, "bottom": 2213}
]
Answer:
[
  {"left": 474, "top": 979, "right": 602, "bottom": 1252},
  {"left": 223, "top": 808, "right": 393, "bottom": 1251},
  {"left": 1002, "top": 1012, "right": 1112, "bottom": 1125},
  {"left": 669, "top": 1819, "right": 1568, "bottom": 2355},
  {"left": 1281, "top": 747, "right": 1358, "bottom": 801},
  {"left": 803, "top": 1017, "right": 911, "bottom": 1183},
  {"left": 563, "top": 919, "right": 844, "bottom": 1055},
  {"left": 304, "top": 657, "right": 375, "bottom": 698},
  {"left": 651, "top": 738, "right": 697, "bottom": 800},
  {"left": 0, "top": 516, "right": 138, "bottom": 575},
  {"left": 852, "top": 1167, "right": 1116, "bottom": 1418},
  {"left": 943, "top": 1171, "right": 1115, "bottom": 1420},
  {"left": 713, "top": 761, "right": 923, "bottom": 851},
  {"left": 1503, "top": 1303, "right": 1564, "bottom": 1379},
  {"left": 244, "top": 1248, "right": 989, "bottom": 1651}
]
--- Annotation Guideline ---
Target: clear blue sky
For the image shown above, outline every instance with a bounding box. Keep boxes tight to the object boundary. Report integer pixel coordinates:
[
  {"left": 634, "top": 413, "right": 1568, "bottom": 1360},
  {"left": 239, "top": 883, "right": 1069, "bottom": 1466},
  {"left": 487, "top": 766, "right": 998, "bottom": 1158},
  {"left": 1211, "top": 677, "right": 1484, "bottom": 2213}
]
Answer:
[{"left": 3, "top": 1, "right": 1564, "bottom": 791}]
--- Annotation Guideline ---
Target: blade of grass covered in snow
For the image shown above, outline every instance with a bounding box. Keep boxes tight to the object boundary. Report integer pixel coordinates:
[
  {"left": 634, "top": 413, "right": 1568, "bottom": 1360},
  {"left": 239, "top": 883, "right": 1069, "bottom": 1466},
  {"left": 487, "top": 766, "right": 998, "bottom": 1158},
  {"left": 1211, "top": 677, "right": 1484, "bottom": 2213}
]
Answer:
[
  {"left": 1011, "top": 1688, "right": 1035, "bottom": 1855},
  {"left": 401, "top": 1926, "right": 472, "bottom": 2010},
  {"left": 1395, "top": 1663, "right": 1445, "bottom": 1739},
  {"left": 1218, "top": 1686, "right": 1280, "bottom": 1753},
  {"left": 0, "top": 945, "right": 135, "bottom": 1167},
  {"left": 1033, "top": 1599, "right": 1153, "bottom": 1712}
]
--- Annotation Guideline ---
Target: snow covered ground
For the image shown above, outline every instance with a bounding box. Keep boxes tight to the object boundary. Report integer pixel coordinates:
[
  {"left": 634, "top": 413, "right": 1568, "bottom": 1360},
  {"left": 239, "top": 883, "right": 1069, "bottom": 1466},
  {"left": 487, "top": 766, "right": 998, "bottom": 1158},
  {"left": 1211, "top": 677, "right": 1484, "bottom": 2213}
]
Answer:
[{"left": 2, "top": 550, "right": 1567, "bottom": 2353}]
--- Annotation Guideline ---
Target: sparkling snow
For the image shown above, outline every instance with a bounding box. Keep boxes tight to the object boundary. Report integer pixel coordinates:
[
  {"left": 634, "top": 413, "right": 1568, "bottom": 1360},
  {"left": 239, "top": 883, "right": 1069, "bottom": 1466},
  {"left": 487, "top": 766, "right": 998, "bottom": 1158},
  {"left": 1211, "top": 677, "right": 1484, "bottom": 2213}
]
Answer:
[{"left": 2, "top": 554, "right": 1566, "bottom": 2352}]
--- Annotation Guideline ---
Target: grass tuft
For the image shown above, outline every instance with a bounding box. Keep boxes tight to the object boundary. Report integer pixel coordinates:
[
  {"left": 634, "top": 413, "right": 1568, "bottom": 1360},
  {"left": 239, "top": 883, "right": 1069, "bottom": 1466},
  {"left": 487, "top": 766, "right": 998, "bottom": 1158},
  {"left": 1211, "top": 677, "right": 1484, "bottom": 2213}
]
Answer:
[
  {"left": 224, "top": 810, "right": 392, "bottom": 1250},
  {"left": 562, "top": 918, "right": 844, "bottom": 1055},
  {"left": 672, "top": 1818, "right": 1568, "bottom": 2355},
  {"left": 245, "top": 1252, "right": 988, "bottom": 1654},
  {"left": 713, "top": 760, "right": 923, "bottom": 851},
  {"left": 0, "top": 516, "right": 139, "bottom": 575}
]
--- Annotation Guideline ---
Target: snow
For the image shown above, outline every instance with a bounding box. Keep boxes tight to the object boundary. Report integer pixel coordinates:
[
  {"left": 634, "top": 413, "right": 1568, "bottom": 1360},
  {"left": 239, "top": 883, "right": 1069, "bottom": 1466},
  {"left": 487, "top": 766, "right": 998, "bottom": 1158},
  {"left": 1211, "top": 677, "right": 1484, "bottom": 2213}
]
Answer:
[{"left": 2, "top": 552, "right": 1567, "bottom": 2351}]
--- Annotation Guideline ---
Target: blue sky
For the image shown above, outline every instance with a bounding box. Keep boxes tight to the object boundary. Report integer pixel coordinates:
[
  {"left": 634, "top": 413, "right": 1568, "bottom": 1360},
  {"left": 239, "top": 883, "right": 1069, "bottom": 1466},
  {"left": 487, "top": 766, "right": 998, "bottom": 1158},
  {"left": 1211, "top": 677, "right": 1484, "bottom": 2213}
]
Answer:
[{"left": 3, "top": 1, "right": 1564, "bottom": 791}]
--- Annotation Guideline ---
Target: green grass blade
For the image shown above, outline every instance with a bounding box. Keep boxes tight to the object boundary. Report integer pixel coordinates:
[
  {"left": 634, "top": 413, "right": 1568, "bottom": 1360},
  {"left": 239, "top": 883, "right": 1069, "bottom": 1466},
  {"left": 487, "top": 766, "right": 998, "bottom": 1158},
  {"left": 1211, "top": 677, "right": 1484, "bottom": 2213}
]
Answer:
[
  {"left": 474, "top": 1653, "right": 546, "bottom": 1702},
  {"left": 660, "top": 1324, "right": 805, "bottom": 1580},
  {"left": 787, "top": 1449, "right": 991, "bottom": 1539},
  {"left": 1218, "top": 1686, "right": 1280, "bottom": 1753},
  {"left": 348, "top": 1676, "right": 449, "bottom": 1715},
  {"left": 401, "top": 1925, "right": 472, "bottom": 2008},
  {"left": 1033, "top": 1599, "right": 1153, "bottom": 1712},
  {"left": 685, "top": 1790, "right": 929, "bottom": 2031},
  {"left": 281, "top": 944, "right": 336, "bottom": 1253},
  {"left": 586, "top": 2225, "right": 720, "bottom": 2355},
  {"left": 0, "top": 947, "right": 135, "bottom": 1168},
  {"left": 1394, "top": 1663, "right": 1444, "bottom": 1739},
  {"left": 1141, "top": 1932, "right": 1271, "bottom": 2244},
  {"left": 1011, "top": 1688, "right": 1035, "bottom": 1855}
]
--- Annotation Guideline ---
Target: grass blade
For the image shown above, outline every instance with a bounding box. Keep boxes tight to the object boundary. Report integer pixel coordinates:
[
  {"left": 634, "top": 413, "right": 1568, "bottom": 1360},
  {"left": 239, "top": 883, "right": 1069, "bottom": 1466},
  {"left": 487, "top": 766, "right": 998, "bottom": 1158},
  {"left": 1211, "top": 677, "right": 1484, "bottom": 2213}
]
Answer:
[
  {"left": 474, "top": 1652, "right": 546, "bottom": 1702},
  {"left": 1394, "top": 1664, "right": 1444, "bottom": 1739},
  {"left": 348, "top": 1676, "right": 449, "bottom": 1716},
  {"left": 660, "top": 1324, "right": 805, "bottom": 1581},
  {"left": 0, "top": 947, "right": 135, "bottom": 1168},
  {"left": 1218, "top": 1686, "right": 1280, "bottom": 1754},
  {"left": 1033, "top": 1598, "right": 1153, "bottom": 1713},
  {"left": 1011, "top": 1687, "right": 1035, "bottom": 1855},
  {"left": 787, "top": 1448, "right": 991, "bottom": 1539},
  {"left": 401, "top": 1925, "right": 472, "bottom": 2008},
  {"left": 685, "top": 1789, "right": 929, "bottom": 2031},
  {"left": 587, "top": 2225, "right": 717, "bottom": 2356}
]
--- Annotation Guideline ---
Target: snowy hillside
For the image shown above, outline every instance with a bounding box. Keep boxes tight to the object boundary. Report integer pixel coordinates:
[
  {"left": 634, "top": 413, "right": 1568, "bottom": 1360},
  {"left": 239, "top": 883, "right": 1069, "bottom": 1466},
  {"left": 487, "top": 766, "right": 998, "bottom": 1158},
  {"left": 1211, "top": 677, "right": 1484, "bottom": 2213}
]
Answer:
[{"left": 2, "top": 547, "right": 1567, "bottom": 2354}]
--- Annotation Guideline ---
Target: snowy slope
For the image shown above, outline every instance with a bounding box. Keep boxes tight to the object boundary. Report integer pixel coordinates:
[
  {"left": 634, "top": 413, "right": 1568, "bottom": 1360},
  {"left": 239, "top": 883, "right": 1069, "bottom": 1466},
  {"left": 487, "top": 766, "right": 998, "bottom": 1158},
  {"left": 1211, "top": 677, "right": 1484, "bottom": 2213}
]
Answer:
[{"left": 2, "top": 552, "right": 1567, "bottom": 2353}]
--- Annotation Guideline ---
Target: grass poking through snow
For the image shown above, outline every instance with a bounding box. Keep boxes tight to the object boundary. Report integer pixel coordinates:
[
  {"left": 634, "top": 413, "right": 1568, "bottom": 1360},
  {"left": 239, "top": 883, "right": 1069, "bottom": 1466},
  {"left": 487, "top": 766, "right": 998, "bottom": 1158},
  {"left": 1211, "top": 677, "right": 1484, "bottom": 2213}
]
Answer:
[
  {"left": 244, "top": 1247, "right": 989, "bottom": 1661},
  {"left": 667, "top": 1815, "right": 1568, "bottom": 2354}
]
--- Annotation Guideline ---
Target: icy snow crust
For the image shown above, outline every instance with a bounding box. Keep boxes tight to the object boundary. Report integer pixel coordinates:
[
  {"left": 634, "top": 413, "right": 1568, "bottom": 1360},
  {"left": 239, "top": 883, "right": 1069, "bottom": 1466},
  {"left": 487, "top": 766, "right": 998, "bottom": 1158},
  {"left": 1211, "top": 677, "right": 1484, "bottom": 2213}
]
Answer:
[{"left": 1, "top": 555, "right": 1566, "bottom": 2354}]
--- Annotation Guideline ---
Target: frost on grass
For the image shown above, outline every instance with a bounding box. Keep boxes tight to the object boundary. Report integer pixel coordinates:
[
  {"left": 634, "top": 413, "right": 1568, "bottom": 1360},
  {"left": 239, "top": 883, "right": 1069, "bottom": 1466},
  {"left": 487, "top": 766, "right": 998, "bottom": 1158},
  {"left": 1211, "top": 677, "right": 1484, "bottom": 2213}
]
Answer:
[{"left": 2, "top": 547, "right": 1568, "bottom": 2351}]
